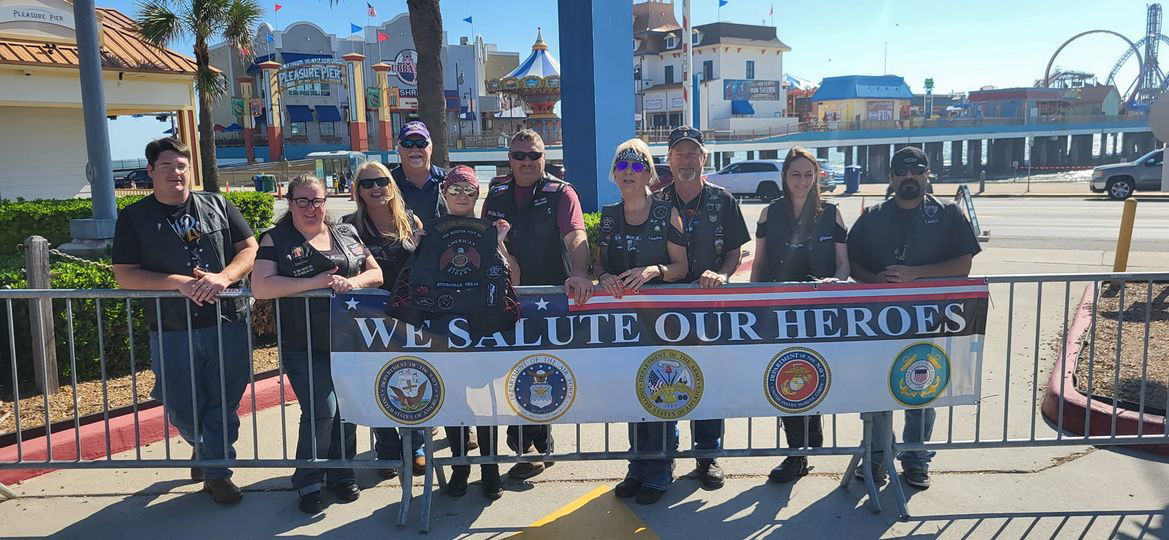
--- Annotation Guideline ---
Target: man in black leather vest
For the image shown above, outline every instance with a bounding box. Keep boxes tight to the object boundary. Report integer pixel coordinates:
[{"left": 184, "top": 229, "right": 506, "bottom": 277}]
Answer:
[
  {"left": 847, "top": 146, "right": 981, "bottom": 490},
  {"left": 390, "top": 121, "right": 448, "bottom": 225},
  {"left": 656, "top": 127, "right": 751, "bottom": 491},
  {"left": 482, "top": 129, "right": 594, "bottom": 480},
  {"left": 112, "top": 138, "right": 258, "bottom": 505}
]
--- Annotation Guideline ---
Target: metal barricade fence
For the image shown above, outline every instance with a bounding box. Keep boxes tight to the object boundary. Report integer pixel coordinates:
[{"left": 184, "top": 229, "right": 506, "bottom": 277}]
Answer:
[{"left": 0, "top": 272, "right": 1166, "bottom": 531}]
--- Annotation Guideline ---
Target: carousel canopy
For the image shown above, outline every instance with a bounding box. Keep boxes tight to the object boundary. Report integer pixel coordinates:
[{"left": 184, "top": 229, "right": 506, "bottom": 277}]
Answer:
[{"left": 506, "top": 27, "right": 560, "bottom": 79}]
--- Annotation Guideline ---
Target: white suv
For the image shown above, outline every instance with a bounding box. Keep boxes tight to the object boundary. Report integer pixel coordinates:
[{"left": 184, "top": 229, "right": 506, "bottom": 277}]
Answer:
[{"left": 706, "top": 159, "right": 836, "bottom": 201}]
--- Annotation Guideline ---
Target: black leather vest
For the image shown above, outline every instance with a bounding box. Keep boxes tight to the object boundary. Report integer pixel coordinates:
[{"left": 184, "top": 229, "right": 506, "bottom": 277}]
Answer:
[
  {"left": 264, "top": 219, "right": 367, "bottom": 350},
  {"left": 482, "top": 174, "right": 571, "bottom": 286},
  {"left": 341, "top": 211, "right": 415, "bottom": 292},
  {"left": 657, "top": 182, "right": 731, "bottom": 282},
  {"left": 854, "top": 194, "right": 961, "bottom": 271},
  {"left": 118, "top": 192, "right": 246, "bottom": 331},
  {"left": 597, "top": 198, "right": 671, "bottom": 283},
  {"left": 390, "top": 215, "right": 518, "bottom": 336},
  {"left": 762, "top": 199, "right": 839, "bottom": 281}
]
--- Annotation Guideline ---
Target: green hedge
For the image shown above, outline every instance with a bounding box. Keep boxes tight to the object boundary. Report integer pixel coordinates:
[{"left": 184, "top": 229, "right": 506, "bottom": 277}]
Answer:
[
  {"left": 583, "top": 211, "right": 599, "bottom": 273},
  {"left": 0, "top": 192, "right": 274, "bottom": 257}
]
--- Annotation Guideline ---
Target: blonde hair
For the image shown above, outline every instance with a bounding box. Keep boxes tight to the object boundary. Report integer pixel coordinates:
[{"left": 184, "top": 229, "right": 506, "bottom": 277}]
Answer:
[
  {"left": 608, "top": 138, "right": 658, "bottom": 191},
  {"left": 277, "top": 174, "right": 329, "bottom": 226},
  {"left": 352, "top": 161, "right": 414, "bottom": 247}
]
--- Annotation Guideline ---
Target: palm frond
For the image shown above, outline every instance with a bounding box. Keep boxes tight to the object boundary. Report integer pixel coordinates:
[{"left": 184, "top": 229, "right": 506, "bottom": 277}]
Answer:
[
  {"left": 223, "top": 0, "right": 263, "bottom": 54},
  {"left": 195, "top": 65, "right": 227, "bottom": 100},
  {"left": 135, "top": 0, "right": 186, "bottom": 46}
]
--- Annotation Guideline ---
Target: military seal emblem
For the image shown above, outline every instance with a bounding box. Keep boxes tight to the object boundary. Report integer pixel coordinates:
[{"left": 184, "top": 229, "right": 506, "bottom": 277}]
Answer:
[
  {"left": 764, "top": 347, "right": 831, "bottom": 414},
  {"left": 636, "top": 349, "right": 704, "bottom": 420},
  {"left": 889, "top": 342, "right": 951, "bottom": 407},
  {"left": 506, "top": 354, "right": 576, "bottom": 422},
  {"left": 375, "top": 356, "right": 444, "bottom": 425}
]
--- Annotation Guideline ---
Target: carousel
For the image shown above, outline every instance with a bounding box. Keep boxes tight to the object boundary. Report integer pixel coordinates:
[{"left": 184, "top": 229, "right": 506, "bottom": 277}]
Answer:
[{"left": 487, "top": 28, "right": 562, "bottom": 143}]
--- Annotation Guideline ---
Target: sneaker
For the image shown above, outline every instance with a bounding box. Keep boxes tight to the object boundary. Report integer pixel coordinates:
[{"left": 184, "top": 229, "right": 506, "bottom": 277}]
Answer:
[
  {"left": 507, "top": 461, "right": 546, "bottom": 480},
  {"left": 853, "top": 462, "right": 887, "bottom": 485},
  {"left": 634, "top": 486, "right": 666, "bottom": 505},
  {"left": 903, "top": 467, "right": 931, "bottom": 490},
  {"left": 202, "top": 478, "right": 243, "bottom": 505},
  {"left": 696, "top": 460, "right": 725, "bottom": 490},
  {"left": 768, "top": 456, "right": 810, "bottom": 484},
  {"left": 298, "top": 491, "right": 323, "bottom": 515},
  {"left": 329, "top": 482, "right": 361, "bottom": 503},
  {"left": 614, "top": 478, "right": 642, "bottom": 498}
]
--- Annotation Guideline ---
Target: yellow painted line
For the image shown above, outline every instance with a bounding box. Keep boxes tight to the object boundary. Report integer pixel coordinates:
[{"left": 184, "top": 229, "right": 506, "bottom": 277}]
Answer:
[{"left": 508, "top": 484, "right": 659, "bottom": 539}]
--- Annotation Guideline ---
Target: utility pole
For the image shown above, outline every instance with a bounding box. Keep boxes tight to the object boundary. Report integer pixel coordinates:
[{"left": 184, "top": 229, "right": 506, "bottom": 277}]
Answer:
[{"left": 682, "top": 0, "right": 693, "bottom": 126}]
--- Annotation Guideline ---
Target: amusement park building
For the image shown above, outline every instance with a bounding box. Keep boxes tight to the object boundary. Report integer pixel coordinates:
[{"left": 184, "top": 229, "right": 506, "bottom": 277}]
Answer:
[
  {"left": 966, "top": 87, "right": 1072, "bottom": 119},
  {"left": 633, "top": 0, "right": 794, "bottom": 132},
  {"left": 810, "top": 75, "right": 914, "bottom": 127},
  {"left": 208, "top": 14, "right": 520, "bottom": 163}
]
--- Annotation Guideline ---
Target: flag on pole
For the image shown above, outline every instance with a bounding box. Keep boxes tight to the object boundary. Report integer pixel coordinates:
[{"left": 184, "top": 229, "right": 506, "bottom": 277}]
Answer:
[
  {"left": 377, "top": 30, "right": 389, "bottom": 42},
  {"left": 463, "top": 16, "right": 473, "bottom": 24},
  {"left": 719, "top": 0, "right": 727, "bottom": 6},
  {"left": 265, "top": 34, "right": 274, "bottom": 42},
  {"left": 351, "top": 23, "right": 362, "bottom": 34},
  {"left": 274, "top": 3, "right": 281, "bottom": 11},
  {"left": 769, "top": 3, "right": 773, "bottom": 16},
  {"left": 367, "top": 2, "right": 377, "bottom": 17}
]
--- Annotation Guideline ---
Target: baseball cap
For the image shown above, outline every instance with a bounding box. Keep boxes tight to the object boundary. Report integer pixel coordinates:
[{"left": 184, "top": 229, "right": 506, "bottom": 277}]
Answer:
[
  {"left": 890, "top": 146, "right": 928, "bottom": 171},
  {"left": 668, "top": 126, "right": 704, "bottom": 149},
  {"left": 398, "top": 121, "right": 431, "bottom": 141},
  {"left": 440, "top": 165, "right": 478, "bottom": 192}
]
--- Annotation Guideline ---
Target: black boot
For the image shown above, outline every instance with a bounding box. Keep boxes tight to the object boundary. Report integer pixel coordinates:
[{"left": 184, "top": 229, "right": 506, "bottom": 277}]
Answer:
[
  {"left": 447, "top": 466, "right": 469, "bottom": 497},
  {"left": 768, "top": 456, "right": 810, "bottom": 484},
  {"left": 481, "top": 465, "right": 502, "bottom": 500}
]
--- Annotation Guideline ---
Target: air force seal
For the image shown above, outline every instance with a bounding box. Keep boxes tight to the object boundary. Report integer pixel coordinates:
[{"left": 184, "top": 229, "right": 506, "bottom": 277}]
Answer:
[
  {"left": 506, "top": 354, "right": 576, "bottom": 422},
  {"left": 375, "top": 356, "right": 444, "bottom": 425},
  {"left": 764, "top": 347, "right": 830, "bottom": 414},
  {"left": 636, "top": 349, "right": 704, "bottom": 420},
  {"left": 889, "top": 343, "right": 951, "bottom": 407}
]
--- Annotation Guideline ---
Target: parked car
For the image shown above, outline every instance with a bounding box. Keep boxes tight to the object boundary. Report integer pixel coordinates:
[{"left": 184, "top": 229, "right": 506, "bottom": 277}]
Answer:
[
  {"left": 705, "top": 159, "right": 836, "bottom": 201},
  {"left": 116, "top": 169, "right": 151, "bottom": 189},
  {"left": 816, "top": 158, "right": 840, "bottom": 193},
  {"left": 1090, "top": 148, "right": 1163, "bottom": 200},
  {"left": 650, "top": 164, "right": 673, "bottom": 192}
]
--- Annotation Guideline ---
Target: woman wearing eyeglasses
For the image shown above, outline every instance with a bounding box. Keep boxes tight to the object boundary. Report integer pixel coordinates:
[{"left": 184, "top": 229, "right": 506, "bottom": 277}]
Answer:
[
  {"left": 596, "top": 138, "right": 689, "bottom": 505},
  {"left": 252, "top": 174, "right": 384, "bottom": 515},
  {"left": 750, "top": 147, "right": 849, "bottom": 485}
]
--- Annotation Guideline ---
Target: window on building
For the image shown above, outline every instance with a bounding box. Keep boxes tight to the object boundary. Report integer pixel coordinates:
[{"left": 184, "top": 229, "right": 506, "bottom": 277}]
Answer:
[
  {"left": 692, "top": 31, "right": 701, "bottom": 45},
  {"left": 320, "top": 122, "right": 336, "bottom": 137},
  {"left": 746, "top": 60, "right": 755, "bottom": 80},
  {"left": 290, "top": 122, "right": 307, "bottom": 136},
  {"left": 287, "top": 83, "right": 331, "bottom": 96},
  {"left": 703, "top": 60, "right": 713, "bottom": 82},
  {"left": 665, "top": 33, "right": 676, "bottom": 49},
  {"left": 665, "top": 65, "right": 675, "bottom": 85},
  {"left": 634, "top": 65, "right": 642, "bottom": 81}
]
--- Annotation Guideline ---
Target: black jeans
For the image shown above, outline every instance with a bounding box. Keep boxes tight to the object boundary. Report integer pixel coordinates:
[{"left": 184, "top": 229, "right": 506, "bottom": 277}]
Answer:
[
  {"left": 781, "top": 415, "right": 824, "bottom": 449},
  {"left": 506, "top": 424, "right": 554, "bottom": 454}
]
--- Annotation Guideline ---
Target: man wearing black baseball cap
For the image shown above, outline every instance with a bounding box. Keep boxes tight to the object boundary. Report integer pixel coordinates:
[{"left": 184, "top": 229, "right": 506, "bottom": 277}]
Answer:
[
  {"left": 846, "top": 146, "right": 981, "bottom": 490},
  {"left": 655, "top": 126, "right": 750, "bottom": 492}
]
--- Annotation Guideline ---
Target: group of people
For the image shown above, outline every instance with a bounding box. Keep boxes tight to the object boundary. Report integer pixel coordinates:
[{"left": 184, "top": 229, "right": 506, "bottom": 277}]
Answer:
[{"left": 110, "top": 121, "right": 980, "bottom": 513}]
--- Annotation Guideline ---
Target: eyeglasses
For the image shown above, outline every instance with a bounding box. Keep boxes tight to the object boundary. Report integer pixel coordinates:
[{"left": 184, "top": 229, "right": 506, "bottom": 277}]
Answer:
[
  {"left": 510, "top": 151, "right": 543, "bottom": 161},
  {"left": 400, "top": 139, "right": 430, "bottom": 149},
  {"left": 892, "top": 165, "right": 927, "bottom": 177},
  {"left": 614, "top": 160, "right": 647, "bottom": 173},
  {"left": 359, "top": 177, "right": 391, "bottom": 189},
  {"left": 444, "top": 184, "right": 479, "bottom": 197},
  {"left": 291, "top": 197, "right": 327, "bottom": 208}
]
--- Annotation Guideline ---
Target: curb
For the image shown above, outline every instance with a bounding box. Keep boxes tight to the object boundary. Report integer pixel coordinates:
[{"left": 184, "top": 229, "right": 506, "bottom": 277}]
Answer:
[
  {"left": 0, "top": 374, "right": 297, "bottom": 486},
  {"left": 1039, "top": 284, "right": 1169, "bottom": 455}
]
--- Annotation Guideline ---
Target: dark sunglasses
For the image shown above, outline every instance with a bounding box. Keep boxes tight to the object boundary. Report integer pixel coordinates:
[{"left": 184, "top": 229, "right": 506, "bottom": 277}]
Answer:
[
  {"left": 510, "top": 151, "right": 543, "bottom": 161},
  {"left": 893, "top": 165, "right": 927, "bottom": 177},
  {"left": 444, "top": 184, "right": 479, "bottom": 197},
  {"left": 614, "top": 160, "right": 647, "bottom": 173},
  {"left": 292, "top": 197, "right": 327, "bottom": 209},
  {"left": 400, "top": 139, "right": 430, "bottom": 149},
  {"left": 359, "top": 177, "right": 391, "bottom": 189}
]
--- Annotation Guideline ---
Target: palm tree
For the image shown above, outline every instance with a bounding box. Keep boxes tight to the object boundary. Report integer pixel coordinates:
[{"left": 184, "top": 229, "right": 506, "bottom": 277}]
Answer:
[
  {"left": 406, "top": 0, "right": 449, "bottom": 167},
  {"left": 137, "top": 0, "right": 262, "bottom": 192}
]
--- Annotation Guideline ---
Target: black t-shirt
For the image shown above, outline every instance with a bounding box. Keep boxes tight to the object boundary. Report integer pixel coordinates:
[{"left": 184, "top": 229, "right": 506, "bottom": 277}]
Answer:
[
  {"left": 756, "top": 214, "right": 847, "bottom": 281},
  {"left": 602, "top": 214, "right": 687, "bottom": 277},
  {"left": 847, "top": 201, "right": 982, "bottom": 274},
  {"left": 111, "top": 195, "right": 253, "bottom": 266},
  {"left": 668, "top": 184, "right": 751, "bottom": 258}
]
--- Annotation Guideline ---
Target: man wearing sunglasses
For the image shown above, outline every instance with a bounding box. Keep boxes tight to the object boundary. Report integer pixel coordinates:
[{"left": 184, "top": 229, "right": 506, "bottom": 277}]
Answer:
[
  {"left": 846, "top": 146, "right": 981, "bottom": 490},
  {"left": 390, "top": 121, "right": 448, "bottom": 225},
  {"left": 483, "top": 128, "right": 593, "bottom": 481},
  {"left": 656, "top": 126, "right": 751, "bottom": 491}
]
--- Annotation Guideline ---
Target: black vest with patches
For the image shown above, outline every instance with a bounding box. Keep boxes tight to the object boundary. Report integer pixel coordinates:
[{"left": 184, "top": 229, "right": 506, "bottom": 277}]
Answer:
[
  {"left": 855, "top": 194, "right": 962, "bottom": 270},
  {"left": 482, "top": 174, "right": 570, "bottom": 286},
  {"left": 119, "top": 192, "right": 246, "bottom": 331},
  {"left": 597, "top": 198, "right": 672, "bottom": 283},
  {"left": 341, "top": 210, "right": 416, "bottom": 291},
  {"left": 265, "top": 219, "right": 367, "bottom": 350},
  {"left": 390, "top": 215, "right": 518, "bottom": 337},
  {"left": 657, "top": 182, "right": 731, "bottom": 282},
  {"left": 762, "top": 200, "right": 839, "bottom": 281}
]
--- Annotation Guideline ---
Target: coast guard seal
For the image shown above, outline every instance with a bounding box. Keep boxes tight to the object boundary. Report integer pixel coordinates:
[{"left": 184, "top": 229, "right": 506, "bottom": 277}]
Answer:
[
  {"left": 506, "top": 354, "right": 576, "bottom": 422},
  {"left": 889, "top": 342, "right": 951, "bottom": 407},
  {"left": 375, "top": 356, "right": 444, "bottom": 425},
  {"left": 636, "top": 349, "right": 704, "bottom": 420},
  {"left": 764, "top": 347, "right": 831, "bottom": 414}
]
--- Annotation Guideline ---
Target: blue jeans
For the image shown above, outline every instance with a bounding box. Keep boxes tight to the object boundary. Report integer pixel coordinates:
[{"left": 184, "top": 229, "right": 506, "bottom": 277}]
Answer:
[
  {"left": 691, "top": 419, "right": 724, "bottom": 465},
  {"left": 149, "top": 321, "right": 250, "bottom": 480},
  {"left": 867, "top": 408, "right": 937, "bottom": 470},
  {"left": 626, "top": 421, "right": 679, "bottom": 491},
  {"left": 283, "top": 346, "right": 357, "bottom": 495},
  {"left": 374, "top": 428, "right": 425, "bottom": 460}
]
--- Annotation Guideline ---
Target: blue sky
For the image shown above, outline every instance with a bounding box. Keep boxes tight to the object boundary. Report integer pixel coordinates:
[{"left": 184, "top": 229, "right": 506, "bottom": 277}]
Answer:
[{"left": 104, "top": 0, "right": 1153, "bottom": 159}]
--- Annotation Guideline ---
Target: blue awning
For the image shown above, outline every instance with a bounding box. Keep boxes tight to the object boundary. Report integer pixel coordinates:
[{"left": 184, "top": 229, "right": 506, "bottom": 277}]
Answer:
[
  {"left": 731, "top": 100, "right": 755, "bottom": 115},
  {"left": 287, "top": 105, "right": 313, "bottom": 122},
  {"left": 315, "top": 105, "right": 342, "bottom": 122}
]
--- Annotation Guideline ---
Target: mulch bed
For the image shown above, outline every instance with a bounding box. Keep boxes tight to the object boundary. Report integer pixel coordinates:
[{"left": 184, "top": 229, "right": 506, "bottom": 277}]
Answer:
[
  {"left": 0, "top": 346, "right": 281, "bottom": 436},
  {"left": 1074, "top": 282, "right": 1169, "bottom": 413}
]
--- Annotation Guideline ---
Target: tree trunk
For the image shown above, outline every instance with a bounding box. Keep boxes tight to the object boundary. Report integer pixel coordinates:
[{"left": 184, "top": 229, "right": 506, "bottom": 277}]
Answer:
[
  {"left": 194, "top": 38, "right": 221, "bottom": 192},
  {"left": 407, "top": 0, "right": 448, "bottom": 167}
]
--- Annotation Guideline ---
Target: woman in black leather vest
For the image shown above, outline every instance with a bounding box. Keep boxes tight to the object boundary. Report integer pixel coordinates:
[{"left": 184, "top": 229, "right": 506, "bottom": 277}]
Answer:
[
  {"left": 342, "top": 161, "right": 430, "bottom": 479},
  {"left": 750, "top": 147, "right": 850, "bottom": 485},
  {"left": 597, "top": 139, "right": 688, "bottom": 506},
  {"left": 252, "top": 175, "right": 384, "bottom": 515}
]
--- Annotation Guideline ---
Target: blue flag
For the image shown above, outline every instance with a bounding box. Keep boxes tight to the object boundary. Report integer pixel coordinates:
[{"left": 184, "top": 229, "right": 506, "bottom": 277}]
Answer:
[
  {"left": 351, "top": 23, "right": 361, "bottom": 34},
  {"left": 463, "top": 16, "right": 472, "bottom": 24},
  {"left": 719, "top": 0, "right": 727, "bottom": 6},
  {"left": 265, "top": 34, "right": 274, "bottom": 42}
]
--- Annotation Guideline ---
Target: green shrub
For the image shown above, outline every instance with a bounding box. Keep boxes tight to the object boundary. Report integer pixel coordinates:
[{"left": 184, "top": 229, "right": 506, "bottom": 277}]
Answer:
[{"left": 583, "top": 211, "right": 599, "bottom": 273}]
